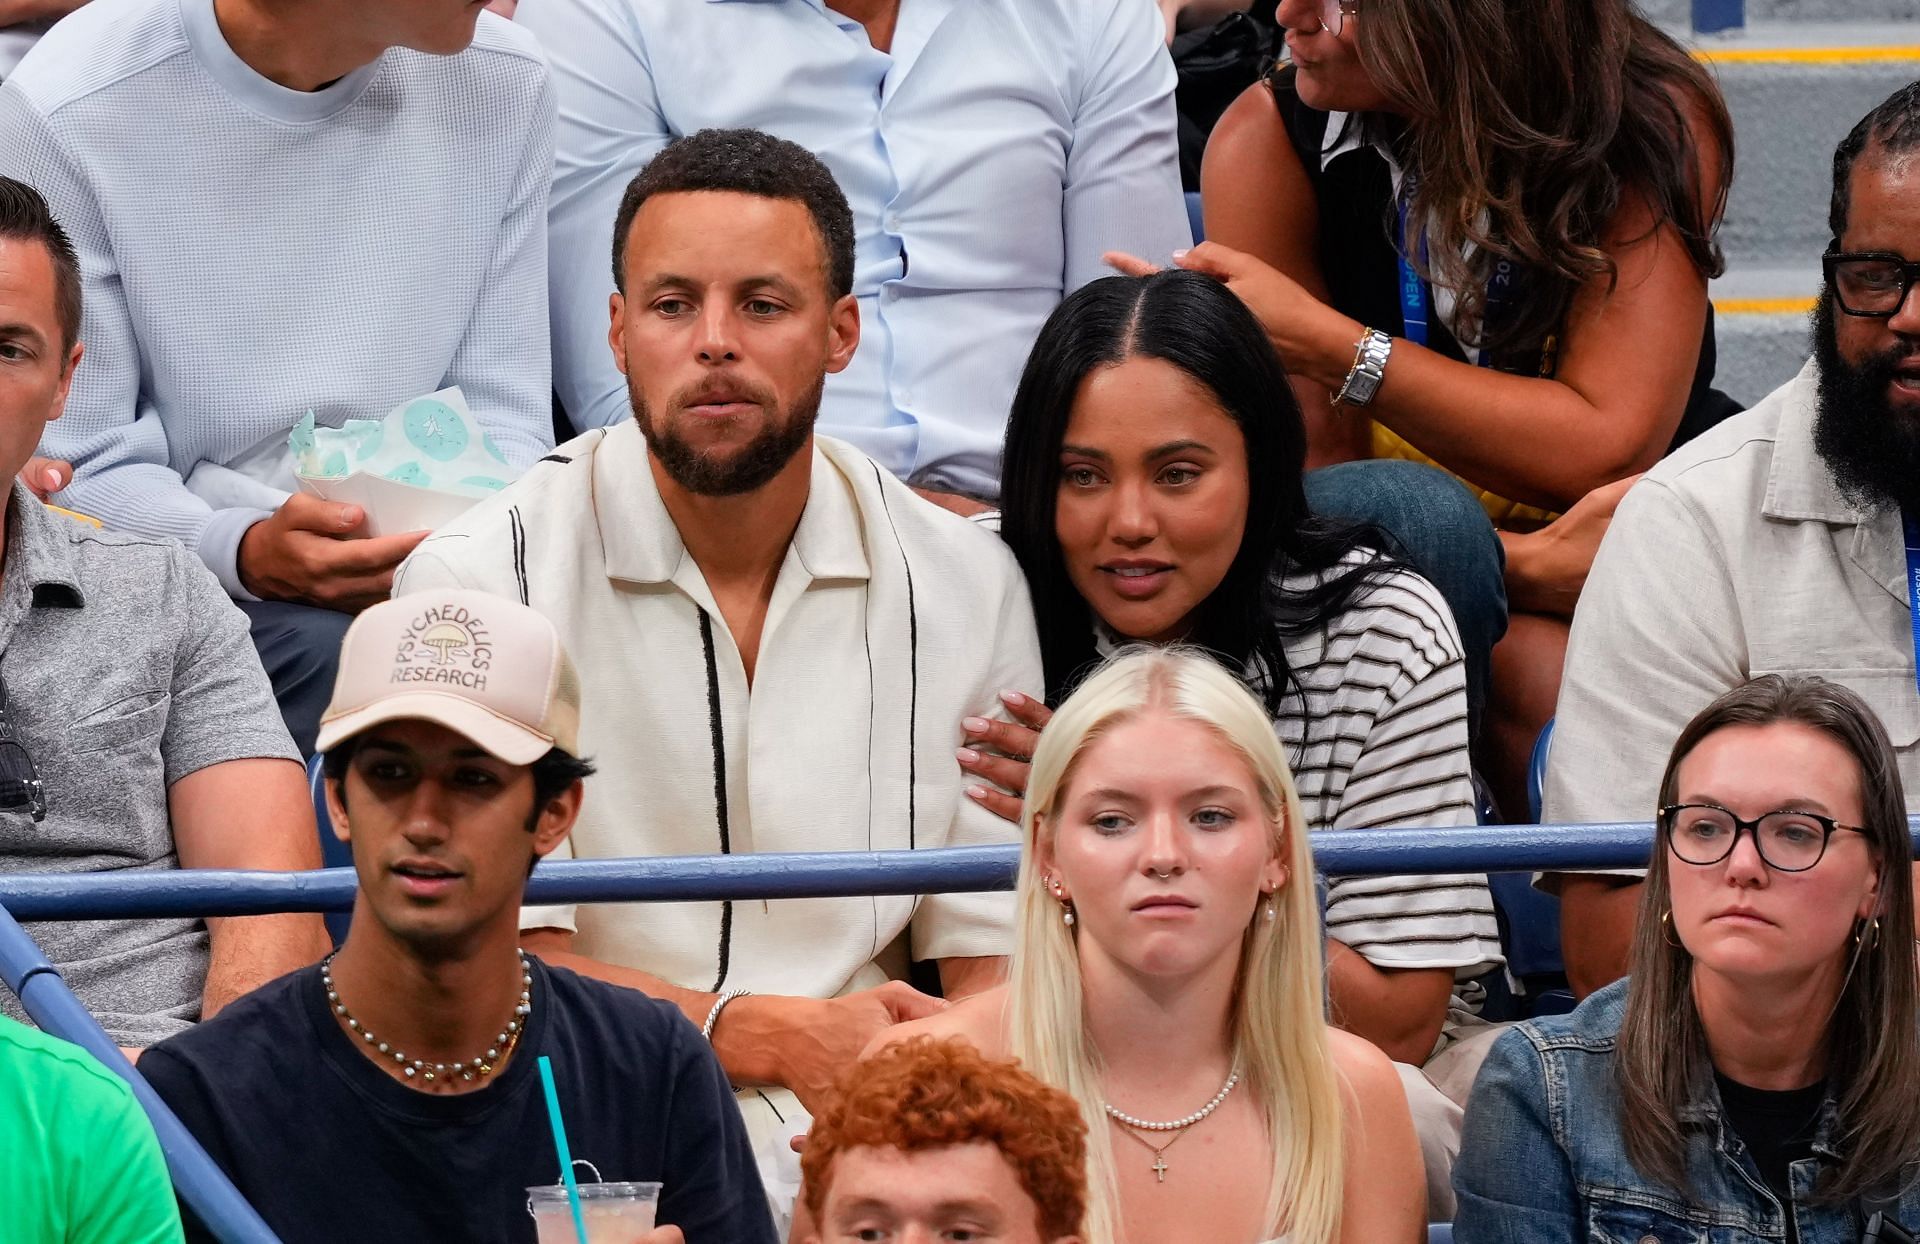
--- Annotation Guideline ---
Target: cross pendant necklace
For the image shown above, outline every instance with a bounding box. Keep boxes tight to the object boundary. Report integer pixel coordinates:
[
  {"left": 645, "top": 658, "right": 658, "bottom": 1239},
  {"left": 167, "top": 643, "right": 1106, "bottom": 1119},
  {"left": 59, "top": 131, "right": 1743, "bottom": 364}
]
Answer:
[{"left": 1115, "top": 1121, "right": 1191, "bottom": 1183}]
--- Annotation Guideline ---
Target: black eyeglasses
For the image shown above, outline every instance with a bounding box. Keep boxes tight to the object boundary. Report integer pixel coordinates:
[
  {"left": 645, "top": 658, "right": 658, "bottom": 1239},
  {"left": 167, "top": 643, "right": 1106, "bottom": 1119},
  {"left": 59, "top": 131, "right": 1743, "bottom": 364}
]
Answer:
[
  {"left": 1660, "top": 803, "right": 1865, "bottom": 873},
  {"left": 0, "top": 679, "right": 45, "bottom": 822},
  {"left": 1824, "top": 250, "right": 1920, "bottom": 318}
]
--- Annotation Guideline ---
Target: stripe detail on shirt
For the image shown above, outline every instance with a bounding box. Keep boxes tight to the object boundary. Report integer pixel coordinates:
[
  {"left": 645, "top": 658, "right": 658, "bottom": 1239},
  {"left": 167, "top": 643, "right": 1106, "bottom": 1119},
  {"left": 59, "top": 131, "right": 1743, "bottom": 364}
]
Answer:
[
  {"left": 508, "top": 506, "right": 529, "bottom": 606},
  {"left": 871, "top": 464, "right": 920, "bottom": 849},
  {"left": 698, "top": 610, "right": 734, "bottom": 992}
]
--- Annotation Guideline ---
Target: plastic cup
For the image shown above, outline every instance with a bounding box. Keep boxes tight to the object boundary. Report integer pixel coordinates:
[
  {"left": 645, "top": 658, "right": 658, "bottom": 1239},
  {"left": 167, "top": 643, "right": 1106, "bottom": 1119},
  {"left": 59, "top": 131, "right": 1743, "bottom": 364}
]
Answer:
[{"left": 527, "top": 1182, "right": 661, "bottom": 1242}]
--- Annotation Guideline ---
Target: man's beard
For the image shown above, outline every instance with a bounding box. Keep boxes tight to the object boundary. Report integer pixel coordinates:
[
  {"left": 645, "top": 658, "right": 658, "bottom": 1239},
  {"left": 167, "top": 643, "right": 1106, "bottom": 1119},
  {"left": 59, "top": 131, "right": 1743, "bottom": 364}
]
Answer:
[
  {"left": 630, "top": 374, "right": 822, "bottom": 497},
  {"left": 1812, "top": 291, "right": 1920, "bottom": 515}
]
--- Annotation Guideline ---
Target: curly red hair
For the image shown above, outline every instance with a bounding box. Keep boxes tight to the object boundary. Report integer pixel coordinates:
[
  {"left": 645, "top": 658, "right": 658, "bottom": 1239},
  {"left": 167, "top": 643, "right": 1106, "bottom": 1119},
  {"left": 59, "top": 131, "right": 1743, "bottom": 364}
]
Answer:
[{"left": 800, "top": 1036, "right": 1088, "bottom": 1239}]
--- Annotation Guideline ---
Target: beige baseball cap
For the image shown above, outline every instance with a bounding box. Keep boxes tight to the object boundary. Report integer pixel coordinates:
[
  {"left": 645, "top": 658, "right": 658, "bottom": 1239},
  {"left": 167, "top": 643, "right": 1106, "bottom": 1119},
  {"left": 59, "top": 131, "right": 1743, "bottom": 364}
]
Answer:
[{"left": 316, "top": 590, "right": 581, "bottom": 765}]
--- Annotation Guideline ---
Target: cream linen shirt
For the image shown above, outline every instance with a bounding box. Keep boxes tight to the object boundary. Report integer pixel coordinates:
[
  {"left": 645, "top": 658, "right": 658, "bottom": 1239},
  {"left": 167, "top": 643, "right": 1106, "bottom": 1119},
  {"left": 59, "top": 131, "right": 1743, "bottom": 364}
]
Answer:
[
  {"left": 1546, "top": 359, "right": 1920, "bottom": 851},
  {"left": 395, "top": 424, "right": 1039, "bottom": 996}
]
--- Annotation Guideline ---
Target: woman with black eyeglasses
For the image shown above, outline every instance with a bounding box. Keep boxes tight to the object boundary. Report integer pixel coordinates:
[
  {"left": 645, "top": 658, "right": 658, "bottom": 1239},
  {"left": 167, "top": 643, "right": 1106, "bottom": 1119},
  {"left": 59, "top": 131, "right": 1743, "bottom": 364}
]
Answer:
[{"left": 1453, "top": 675, "right": 1920, "bottom": 1244}]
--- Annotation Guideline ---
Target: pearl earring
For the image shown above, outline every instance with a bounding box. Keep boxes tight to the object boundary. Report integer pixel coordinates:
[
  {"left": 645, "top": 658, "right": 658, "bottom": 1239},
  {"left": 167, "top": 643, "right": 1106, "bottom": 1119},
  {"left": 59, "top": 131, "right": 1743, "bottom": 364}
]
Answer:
[
  {"left": 1048, "top": 876, "right": 1075, "bottom": 926},
  {"left": 1265, "top": 897, "right": 1277, "bottom": 922}
]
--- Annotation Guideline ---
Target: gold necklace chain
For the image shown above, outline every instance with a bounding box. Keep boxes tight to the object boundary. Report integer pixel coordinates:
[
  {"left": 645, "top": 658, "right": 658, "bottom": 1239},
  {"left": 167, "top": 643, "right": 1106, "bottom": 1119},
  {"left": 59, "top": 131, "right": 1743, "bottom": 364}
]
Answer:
[{"left": 1112, "top": 1116, "right": 1196, "bottom": 1184}]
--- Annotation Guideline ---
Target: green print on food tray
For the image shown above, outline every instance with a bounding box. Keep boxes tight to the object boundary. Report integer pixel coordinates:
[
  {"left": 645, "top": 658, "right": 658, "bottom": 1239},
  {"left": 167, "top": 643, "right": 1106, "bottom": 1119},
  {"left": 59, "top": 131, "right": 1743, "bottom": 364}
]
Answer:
[
  {"left": 403, "top": 398, "right": 471, "bottom": 462},
  {"left": 460, "top": 476, "right": 508, "bottom": 492},
  {"left": 384, "top": 462, "right": 432, "bottom": 487}
]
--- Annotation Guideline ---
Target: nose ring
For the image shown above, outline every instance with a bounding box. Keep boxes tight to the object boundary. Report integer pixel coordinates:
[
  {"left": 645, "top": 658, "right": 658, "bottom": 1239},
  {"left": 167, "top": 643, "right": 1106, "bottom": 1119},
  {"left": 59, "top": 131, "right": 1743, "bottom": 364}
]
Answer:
[{"left": 1151, "top": 869, "right": 1173, "bottom": 880}]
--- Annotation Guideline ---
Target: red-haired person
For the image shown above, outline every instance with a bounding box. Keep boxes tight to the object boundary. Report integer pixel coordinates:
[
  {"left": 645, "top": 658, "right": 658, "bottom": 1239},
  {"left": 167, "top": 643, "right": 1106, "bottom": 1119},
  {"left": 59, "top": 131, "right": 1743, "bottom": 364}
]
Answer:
[{"left": 799, "top": 1036, "right": 1087, "bottom": 1244}]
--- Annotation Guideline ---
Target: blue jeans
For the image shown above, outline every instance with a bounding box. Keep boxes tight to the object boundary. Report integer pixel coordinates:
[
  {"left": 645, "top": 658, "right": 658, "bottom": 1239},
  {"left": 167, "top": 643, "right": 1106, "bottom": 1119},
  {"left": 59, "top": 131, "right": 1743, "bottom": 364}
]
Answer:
[
  {"left": 239, "top": 600, "right": 353, "bottom": 758},
  {"left": 1303, "top": 459, "right": 1508, "bottom": 735}
]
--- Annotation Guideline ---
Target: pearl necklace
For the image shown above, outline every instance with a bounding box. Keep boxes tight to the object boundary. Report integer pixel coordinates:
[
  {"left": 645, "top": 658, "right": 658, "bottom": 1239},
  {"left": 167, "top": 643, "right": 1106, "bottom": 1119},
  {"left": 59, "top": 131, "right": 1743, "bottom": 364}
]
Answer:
[
  {"left": 1103, "top": 1067, "right": 1241, "bottom": 1132},
  {"left": 1104, "top": 1068, "right": 1241, "bottom": 1184},
  {"left": 321, "top": 949, "right": 532, "bottom": 1085}
]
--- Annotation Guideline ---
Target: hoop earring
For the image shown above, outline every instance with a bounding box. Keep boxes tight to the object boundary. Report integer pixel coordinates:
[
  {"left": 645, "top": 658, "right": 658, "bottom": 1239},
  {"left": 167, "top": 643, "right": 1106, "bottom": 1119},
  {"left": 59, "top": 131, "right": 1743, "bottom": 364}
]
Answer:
[
  {"left": 1855, "top": 915, "right": 1881, "bottom": 951},
  {"left": 1661, "top": 909, "right": 1682, "bottom": 949}
]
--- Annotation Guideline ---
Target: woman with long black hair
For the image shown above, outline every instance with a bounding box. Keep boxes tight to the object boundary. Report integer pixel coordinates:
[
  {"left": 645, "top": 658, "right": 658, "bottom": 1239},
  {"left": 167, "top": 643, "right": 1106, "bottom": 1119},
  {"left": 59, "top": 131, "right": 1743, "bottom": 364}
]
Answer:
[{"left": 959, "top": 268, "right": 1501, "bottom": 1212}]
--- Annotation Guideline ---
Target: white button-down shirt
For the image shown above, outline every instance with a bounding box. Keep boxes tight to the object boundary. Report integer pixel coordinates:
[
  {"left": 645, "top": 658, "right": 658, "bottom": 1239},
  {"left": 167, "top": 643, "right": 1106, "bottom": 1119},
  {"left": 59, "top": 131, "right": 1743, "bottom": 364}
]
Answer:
[
  {"left": 1547, "top": 359, "right": 1920, "bottom": 844},
  {"left": 519, "top": 0, "right": 1190, "bottom": 498},
  {"left": 396, "top": 426, "right": 1041, "bottom": 998}
]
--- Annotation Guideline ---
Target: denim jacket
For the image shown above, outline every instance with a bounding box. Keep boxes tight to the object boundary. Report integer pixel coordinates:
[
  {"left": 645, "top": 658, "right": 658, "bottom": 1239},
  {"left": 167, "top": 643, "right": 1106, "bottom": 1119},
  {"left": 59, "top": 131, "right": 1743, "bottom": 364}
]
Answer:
[{"left": 1451, "top": 981, "right": 1920, "bottom": 1243}]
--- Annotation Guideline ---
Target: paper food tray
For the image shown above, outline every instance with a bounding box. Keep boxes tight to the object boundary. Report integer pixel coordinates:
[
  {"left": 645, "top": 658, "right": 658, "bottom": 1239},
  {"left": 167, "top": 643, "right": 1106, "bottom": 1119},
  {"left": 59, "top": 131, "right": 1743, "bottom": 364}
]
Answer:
[{"left": 295, "top": 472, "right": 480, "bottom": 538}]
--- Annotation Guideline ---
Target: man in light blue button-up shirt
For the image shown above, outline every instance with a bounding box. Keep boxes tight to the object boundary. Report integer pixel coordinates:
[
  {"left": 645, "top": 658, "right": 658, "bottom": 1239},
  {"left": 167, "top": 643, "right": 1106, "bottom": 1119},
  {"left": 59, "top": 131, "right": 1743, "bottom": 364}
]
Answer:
[{"left": 522, "top": 0, "right": 1191, "bottom": 503}]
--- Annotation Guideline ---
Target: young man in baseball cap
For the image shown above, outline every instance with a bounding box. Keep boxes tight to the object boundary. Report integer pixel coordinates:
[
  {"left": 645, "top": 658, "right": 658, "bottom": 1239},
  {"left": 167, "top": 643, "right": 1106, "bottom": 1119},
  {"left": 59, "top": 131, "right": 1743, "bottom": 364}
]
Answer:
[{"left": 138, "top": 590, "right": 777, "bottom": 1244}]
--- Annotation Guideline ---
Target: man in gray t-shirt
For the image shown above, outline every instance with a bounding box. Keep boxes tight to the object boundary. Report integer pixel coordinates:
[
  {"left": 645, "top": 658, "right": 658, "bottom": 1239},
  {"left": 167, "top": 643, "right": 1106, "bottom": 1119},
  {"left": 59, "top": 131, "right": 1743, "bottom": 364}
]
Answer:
[{"left": 0, "top": 175, "right": 328, "bottom": 1046}]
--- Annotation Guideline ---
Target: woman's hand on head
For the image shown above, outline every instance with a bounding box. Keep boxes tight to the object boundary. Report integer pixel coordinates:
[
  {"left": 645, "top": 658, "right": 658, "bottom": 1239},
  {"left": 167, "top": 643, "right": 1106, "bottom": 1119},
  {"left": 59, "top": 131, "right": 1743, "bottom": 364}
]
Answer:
[
  {"left": 1105, "top": 244, "right": 1362, "bottom": 389},
  {"left": 958, "top": 691, "right": 1053, "bottom": 825}
]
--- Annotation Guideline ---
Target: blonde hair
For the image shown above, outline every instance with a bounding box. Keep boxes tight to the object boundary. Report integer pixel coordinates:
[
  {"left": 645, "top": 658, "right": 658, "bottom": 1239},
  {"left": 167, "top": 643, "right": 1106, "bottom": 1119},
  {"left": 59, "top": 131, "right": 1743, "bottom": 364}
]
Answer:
[{"left": 1006, "top": 648, "right": 1345, "bottom": 1244}]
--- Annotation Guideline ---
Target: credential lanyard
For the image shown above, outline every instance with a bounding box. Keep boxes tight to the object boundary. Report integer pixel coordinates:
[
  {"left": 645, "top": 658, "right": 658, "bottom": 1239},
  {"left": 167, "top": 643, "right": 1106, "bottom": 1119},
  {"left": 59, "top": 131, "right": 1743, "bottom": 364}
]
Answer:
[
  {"left": 1904, "top": 510, "right": 1920, "bottom": 701},
  {"left": 1395, "top": 179, "right": 1518, "bottom": 370}
]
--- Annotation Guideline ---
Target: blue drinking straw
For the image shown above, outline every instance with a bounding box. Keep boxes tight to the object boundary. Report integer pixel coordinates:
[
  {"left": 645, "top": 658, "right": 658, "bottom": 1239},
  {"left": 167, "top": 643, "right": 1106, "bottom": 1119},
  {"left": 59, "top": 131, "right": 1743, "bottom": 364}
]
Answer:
[{"left": 536, "top": 1055, "right": 591, "bottom": 1244}]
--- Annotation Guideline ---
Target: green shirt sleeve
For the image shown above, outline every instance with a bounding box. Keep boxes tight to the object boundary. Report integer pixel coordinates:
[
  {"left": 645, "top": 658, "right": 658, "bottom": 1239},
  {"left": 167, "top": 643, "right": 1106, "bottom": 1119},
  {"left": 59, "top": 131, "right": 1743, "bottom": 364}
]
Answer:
[
  {"left": 0, "top": 1016, "right": 185, "bottom": 1244},
  {"left": 66, "top": 1069, "right": 186, "bottom": 1244}
]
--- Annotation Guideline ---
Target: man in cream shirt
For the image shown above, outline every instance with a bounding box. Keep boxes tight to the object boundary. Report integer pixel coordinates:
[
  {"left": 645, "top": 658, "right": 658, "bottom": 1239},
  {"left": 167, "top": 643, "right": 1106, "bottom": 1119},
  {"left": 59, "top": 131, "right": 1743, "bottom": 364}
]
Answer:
[
  {"left": 1545, "top": 83, "right": 1920, "bottom": 997},
  {"left": 395, "top": 129, "right": 1039, "bottom": 1220}
]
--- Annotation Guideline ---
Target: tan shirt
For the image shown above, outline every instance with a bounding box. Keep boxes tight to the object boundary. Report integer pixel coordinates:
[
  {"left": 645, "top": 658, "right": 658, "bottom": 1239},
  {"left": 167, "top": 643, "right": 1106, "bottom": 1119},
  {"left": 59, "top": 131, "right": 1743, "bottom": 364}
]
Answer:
[
  {"left": 396, "top": 425, "right": 1040, "bottom": 999},
  {"left": 1546, "top": 359, "right": 1920, "bottom": 850}
]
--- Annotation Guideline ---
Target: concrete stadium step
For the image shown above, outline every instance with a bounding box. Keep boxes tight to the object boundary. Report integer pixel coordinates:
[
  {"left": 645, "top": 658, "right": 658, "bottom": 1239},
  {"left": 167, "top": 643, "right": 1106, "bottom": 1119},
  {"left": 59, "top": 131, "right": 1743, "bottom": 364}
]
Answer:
[
  {"left": 1710, "top": 266, "right": 1815, "bottom": 406},
  {"left": 1681, "top": 23, "right": 1919, "bottom": 403},
  {"left": 1642, "top": 0, "right": 1919, "bottom": 22},
  {"left": 1696, "top": 24, "right": 1920, "bottom": 270}
]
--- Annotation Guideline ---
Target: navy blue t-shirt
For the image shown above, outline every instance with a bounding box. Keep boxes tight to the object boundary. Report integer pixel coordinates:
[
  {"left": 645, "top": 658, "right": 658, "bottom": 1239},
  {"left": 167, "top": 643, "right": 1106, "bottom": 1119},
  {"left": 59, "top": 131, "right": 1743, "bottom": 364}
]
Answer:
[{"left": 139, "top": 957, "right": 775, "bottom": 1244}]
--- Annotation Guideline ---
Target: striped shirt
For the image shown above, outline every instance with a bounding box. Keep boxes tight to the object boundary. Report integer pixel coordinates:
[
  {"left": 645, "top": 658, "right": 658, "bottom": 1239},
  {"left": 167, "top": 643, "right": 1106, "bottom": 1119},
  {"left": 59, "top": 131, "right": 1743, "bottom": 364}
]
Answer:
[{"left": 1273, "top": 558, "right": 1502, "bottom": 986}]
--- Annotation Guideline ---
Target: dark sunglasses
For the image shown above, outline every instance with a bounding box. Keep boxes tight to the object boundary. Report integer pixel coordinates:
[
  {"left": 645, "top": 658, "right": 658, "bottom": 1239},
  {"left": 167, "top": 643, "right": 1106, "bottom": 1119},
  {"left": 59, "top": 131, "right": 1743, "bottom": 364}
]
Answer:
[{"left": 0, "top": 678, "right": 46, "bottom": 822}]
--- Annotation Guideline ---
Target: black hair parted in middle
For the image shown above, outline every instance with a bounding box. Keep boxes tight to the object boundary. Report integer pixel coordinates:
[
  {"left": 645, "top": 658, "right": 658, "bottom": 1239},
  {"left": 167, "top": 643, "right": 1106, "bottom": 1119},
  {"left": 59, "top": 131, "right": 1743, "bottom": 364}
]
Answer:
[{"left": 998, "top": 269, "right": 1404, "bottom": 719}]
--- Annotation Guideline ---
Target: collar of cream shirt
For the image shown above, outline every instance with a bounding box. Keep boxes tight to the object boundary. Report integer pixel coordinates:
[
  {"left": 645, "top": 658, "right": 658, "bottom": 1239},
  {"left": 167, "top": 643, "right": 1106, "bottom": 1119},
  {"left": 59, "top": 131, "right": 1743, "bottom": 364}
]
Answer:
[
  {"left": 589, "top": 421, "right": 873, "bottom": 586},
  {"left": 1759, "top": 358, "right": 1870, "bottom": 526}
]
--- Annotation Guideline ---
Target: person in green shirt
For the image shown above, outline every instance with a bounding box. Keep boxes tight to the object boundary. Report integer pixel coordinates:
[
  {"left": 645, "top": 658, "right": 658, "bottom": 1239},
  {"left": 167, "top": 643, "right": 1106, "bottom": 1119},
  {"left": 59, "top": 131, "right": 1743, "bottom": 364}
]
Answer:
[{"left": 0, "top": 1012, "right": 183, "bottom": 1243}]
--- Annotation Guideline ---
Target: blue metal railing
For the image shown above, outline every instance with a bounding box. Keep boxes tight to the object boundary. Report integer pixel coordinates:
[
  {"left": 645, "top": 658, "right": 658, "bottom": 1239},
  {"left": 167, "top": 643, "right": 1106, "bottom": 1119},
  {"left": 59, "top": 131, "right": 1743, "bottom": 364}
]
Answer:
[
  {"left": 10, "top": 818, "right": 1919, "bottom": 1242},
  {"left": 0, "top": 822, "right": 1697, "bottom": 921},
  {"left": 0, "top": 903, "right": 280, "bottom": 1242}
]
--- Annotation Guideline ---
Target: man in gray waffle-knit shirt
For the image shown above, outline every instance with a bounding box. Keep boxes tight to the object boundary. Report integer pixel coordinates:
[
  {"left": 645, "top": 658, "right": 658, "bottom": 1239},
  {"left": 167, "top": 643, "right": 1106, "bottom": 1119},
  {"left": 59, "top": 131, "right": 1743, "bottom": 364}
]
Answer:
[{"left": 0, "top": 175, "right": 328, "bottom": 1047}]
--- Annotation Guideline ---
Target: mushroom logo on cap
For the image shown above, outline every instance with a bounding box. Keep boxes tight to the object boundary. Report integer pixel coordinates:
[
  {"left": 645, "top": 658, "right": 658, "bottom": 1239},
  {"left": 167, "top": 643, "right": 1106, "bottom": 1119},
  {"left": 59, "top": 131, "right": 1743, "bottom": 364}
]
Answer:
[{"left": 394, "top": 605, "right": 493, "bottom": 689}]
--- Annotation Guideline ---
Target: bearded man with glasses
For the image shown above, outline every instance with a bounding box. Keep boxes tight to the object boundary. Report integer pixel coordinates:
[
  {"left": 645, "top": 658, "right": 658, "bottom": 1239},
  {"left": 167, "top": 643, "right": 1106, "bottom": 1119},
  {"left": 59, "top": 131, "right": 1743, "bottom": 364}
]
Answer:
[{"left": 1544, "top": 80, "right": 1920, "bottom": 1000}]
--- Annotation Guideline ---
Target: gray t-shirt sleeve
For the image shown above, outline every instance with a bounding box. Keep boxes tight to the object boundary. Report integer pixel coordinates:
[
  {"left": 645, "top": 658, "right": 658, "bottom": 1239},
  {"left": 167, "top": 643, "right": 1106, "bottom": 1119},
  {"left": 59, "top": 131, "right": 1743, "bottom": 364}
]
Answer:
[{"left": 160, "top": 544, "right": 299, "bottom": 784}]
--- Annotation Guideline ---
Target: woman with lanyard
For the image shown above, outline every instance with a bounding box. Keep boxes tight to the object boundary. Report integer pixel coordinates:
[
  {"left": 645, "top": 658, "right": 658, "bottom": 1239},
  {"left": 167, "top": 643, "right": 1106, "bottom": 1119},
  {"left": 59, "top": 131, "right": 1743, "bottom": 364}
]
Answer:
[
  {"left": 881, "top": 648, "right": 1426, "bottom": 1244},
  {"left": 1454, "top": 674, "right": 1920, "bottom": 1242},
  {"left": 1137, "top": 0, "right": 1738, "bottom": 820}
]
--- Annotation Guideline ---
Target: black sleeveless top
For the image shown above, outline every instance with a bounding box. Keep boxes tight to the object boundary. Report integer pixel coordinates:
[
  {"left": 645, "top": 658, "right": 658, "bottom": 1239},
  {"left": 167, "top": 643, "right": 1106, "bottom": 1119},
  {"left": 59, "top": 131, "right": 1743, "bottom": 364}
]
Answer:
[{"left": 1268, "top": 66, "right": 1741, "bottom": 451}]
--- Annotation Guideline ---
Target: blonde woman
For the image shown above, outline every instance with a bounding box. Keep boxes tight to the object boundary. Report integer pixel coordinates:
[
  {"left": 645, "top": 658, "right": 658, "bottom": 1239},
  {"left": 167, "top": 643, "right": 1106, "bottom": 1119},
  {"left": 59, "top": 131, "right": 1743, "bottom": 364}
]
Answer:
[{"left": 870, "top": 648, "right": 1423, "bottom": 1244}]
